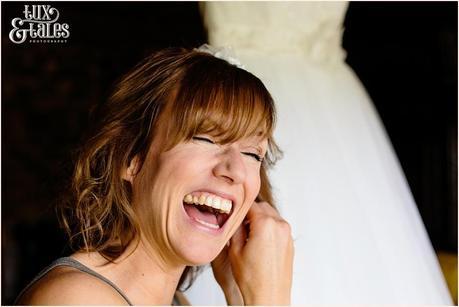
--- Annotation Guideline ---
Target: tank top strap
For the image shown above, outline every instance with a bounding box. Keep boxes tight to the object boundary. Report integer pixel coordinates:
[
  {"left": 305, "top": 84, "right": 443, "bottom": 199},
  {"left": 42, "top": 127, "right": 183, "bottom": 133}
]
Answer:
[{"left": 14, "top": 257, "right": 133, "bottom": 305}]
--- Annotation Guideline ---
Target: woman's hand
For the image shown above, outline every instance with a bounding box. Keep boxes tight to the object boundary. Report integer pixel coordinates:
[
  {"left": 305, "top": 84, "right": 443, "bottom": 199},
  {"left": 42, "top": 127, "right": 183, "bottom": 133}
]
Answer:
[
  {"left": 227, "top": 201, "right": 294, "bottom": 305},
  {"left": 211, "top": 245, "right": 244, "bottom": 305}
]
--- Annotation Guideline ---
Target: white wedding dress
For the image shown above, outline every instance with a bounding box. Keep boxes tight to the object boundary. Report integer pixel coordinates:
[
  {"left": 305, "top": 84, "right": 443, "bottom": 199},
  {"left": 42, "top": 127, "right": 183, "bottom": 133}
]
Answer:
[{"left": 185, "top": 2, "right": 452, "bottom": 304}]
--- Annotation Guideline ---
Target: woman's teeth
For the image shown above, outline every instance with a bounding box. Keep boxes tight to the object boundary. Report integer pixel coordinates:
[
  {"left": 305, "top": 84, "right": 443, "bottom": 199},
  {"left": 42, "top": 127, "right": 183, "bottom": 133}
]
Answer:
[{"left": 183, "top": 193, "right": 232, "bottom": 214}]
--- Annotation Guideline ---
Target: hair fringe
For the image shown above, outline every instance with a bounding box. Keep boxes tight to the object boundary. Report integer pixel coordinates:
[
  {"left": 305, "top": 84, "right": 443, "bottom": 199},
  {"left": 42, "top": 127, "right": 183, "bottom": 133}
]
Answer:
[{"left": 57, "top": 47, "right": 282, "bottom": 289}]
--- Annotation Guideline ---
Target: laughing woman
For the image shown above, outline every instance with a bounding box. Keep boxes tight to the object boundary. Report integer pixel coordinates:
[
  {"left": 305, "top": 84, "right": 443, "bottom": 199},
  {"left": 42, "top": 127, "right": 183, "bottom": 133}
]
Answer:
[{"left": 16, "top": 46, "right": 294, "bottom": 306}]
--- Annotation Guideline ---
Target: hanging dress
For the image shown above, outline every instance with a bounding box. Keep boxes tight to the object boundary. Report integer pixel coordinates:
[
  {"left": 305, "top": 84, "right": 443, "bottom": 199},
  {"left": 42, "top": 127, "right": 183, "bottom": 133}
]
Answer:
[{"left": 185, "top": 2, "right": 452, "bottom": 304}]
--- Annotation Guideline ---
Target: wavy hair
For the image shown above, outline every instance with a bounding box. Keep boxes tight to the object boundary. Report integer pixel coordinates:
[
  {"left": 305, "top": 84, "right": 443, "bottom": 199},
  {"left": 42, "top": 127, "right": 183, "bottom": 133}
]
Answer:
[{"left": 58, "top": 47, "right": 282, "bottom": 290}]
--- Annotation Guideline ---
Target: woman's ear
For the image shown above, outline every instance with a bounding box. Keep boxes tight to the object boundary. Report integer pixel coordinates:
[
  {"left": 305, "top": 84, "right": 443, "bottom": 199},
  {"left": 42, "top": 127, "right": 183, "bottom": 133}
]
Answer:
[{"left": 122, "top": 156, "right": 140, "bottom": 184}]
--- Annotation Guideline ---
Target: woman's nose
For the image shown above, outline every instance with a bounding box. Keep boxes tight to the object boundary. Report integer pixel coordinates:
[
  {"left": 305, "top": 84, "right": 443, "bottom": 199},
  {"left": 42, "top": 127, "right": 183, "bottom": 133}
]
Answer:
[{"left": 212, "top": 147, "right": 246, "bottom": 184}]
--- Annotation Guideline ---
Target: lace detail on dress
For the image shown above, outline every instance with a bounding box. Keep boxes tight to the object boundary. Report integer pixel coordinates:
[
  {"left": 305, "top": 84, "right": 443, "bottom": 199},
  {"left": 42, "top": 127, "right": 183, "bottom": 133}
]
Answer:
[{"left": 201, "top": 2, "right": 348, "bottom": 66}]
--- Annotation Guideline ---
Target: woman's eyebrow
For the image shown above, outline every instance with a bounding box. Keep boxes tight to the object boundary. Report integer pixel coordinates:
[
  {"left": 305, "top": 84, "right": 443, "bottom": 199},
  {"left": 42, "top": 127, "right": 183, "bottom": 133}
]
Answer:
[{"left": 244, "top": 139, "right": 268, "bottom": 153}]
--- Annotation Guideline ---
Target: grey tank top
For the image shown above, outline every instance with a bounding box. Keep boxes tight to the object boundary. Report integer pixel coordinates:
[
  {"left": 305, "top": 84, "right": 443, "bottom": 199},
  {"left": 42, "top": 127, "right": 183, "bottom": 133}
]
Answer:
[
  {"left": 15, "top": 257, "right": 133, "bottom": 305},
  {"left": 16, "top": 257, "right": 182, "bottom": 305}
]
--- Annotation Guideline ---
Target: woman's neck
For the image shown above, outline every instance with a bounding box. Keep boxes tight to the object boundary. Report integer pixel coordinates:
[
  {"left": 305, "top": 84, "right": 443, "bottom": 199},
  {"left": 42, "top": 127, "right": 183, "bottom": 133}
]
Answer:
[{"left": 72, "top": 239, "right": 186, "bottom": 305}]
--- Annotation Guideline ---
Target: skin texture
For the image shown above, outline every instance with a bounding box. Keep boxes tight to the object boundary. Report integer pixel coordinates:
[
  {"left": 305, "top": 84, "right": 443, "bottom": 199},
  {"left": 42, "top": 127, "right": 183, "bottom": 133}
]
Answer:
[
  {"left": 130, "top": 130, "right": 268, "bottom": 268},
  {"left": 211, "top": 202, "right": 294, "bottom": 305},
  {"left": 17, "top": 266, "right": 129, "bottom": 305},
  {"left": 18, "top": 123, "right": 294, "bottom": 305},
  {"left": 212, "top": 245, "right": 244, "bottom": 305}
]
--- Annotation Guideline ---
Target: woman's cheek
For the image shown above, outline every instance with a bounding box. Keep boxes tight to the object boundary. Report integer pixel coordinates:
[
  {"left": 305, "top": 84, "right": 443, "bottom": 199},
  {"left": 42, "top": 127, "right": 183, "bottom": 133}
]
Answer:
[{"left": 250, "top": 170, "right": 262, "bottom": 198}]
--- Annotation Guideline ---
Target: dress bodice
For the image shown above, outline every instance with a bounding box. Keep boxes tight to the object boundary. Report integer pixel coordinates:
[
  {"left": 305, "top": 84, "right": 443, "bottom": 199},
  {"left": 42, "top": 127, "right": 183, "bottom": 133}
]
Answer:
[{"left": 201, "top": 2, "right": 348, "bottom": 65}]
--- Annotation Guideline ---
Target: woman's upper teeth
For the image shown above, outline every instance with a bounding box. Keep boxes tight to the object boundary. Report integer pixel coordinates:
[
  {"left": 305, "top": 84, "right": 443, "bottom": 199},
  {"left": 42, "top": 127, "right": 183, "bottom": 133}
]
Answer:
[{"left": 184, "top": 193, "right": 232, "bottom": 214}]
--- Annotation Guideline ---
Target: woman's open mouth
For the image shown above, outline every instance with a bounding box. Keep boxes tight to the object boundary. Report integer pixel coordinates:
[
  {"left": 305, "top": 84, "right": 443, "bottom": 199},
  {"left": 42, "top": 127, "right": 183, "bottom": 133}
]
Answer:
[{"left": 183, "top": 192, "right": 233, "bottom": 231}]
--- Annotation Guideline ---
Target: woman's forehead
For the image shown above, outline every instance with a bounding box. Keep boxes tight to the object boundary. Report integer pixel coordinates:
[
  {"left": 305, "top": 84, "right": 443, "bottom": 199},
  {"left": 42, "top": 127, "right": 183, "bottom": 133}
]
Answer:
[{"left": 239, "top": 133, "right": 269, "bottom": 146}]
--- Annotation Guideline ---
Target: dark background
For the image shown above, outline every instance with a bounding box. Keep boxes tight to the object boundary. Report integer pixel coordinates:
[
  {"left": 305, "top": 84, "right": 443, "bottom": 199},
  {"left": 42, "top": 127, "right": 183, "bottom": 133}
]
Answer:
[{"left": 2, "top": 2, "right": 457, "bottom": 304}]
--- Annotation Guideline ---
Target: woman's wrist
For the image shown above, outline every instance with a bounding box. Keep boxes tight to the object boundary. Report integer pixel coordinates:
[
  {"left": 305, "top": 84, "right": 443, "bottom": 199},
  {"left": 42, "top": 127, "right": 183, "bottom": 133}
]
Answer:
[
  {"left": 220, "top": 280, "right": 244, "bottom": 305},
  {"left": 240, "top": 287, "right": 291, "bottom": 306}
]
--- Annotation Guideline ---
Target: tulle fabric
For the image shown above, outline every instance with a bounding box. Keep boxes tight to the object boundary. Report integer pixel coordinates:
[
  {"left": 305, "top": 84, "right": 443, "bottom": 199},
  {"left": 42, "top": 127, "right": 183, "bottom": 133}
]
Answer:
[{"left": 185, "top": 2, "right": 452, "bottom": 304}]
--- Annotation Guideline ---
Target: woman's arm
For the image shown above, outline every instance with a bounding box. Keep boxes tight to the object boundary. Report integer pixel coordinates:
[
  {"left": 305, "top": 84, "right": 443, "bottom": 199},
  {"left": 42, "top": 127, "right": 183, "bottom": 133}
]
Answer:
[
  {"left": 212, "top": 246, "right": 244, "bottom": 305},
  {"left": 174, "top": 290, "right": 191, "bottom": 306}
]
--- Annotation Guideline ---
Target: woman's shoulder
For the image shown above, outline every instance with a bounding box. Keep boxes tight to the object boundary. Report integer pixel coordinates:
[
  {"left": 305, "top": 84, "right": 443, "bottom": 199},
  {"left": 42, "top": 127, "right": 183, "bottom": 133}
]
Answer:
[{"left": 17, "top": 265, "right": 129, "bottom": 305}]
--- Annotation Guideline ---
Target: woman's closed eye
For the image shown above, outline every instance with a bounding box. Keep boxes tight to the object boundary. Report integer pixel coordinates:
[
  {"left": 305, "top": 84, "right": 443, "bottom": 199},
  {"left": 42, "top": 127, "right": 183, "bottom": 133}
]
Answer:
[
  {"left": 242, "top": 152, "right": 264, "bottom": 162},
  {"left": 192, "top": 136, "right": 215, "bottom": 144},
  {"left": 193, "top": 136, "right": 264, "bottom": 162}
]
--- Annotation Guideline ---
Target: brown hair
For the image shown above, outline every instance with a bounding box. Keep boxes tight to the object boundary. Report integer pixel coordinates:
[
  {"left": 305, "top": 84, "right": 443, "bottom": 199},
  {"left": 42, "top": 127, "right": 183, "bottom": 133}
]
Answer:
[{"left": 58, "top": 47, "right": 282, "bottom": 290}]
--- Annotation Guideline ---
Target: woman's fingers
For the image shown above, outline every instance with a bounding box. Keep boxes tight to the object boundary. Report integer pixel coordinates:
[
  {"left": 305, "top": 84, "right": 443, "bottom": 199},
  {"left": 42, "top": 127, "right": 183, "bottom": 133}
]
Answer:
[
  {"left": 245, "top": 201, "right": 278, "bottom": 222},
  {"left": 244, "top": 201, "right": 287, "bottom": 241}
]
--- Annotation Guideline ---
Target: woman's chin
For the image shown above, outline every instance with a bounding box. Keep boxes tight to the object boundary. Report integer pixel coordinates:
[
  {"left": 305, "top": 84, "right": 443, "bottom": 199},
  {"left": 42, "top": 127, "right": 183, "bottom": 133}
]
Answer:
[{"left": 175, "top": 243, "right": 223, "bottom": 266}]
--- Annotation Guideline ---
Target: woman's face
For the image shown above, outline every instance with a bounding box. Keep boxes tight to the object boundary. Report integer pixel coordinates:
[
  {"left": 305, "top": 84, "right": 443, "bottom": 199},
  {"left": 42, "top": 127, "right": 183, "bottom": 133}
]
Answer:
[{"left": 130, "top": 123, "right": 268, "bottom": 266}]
